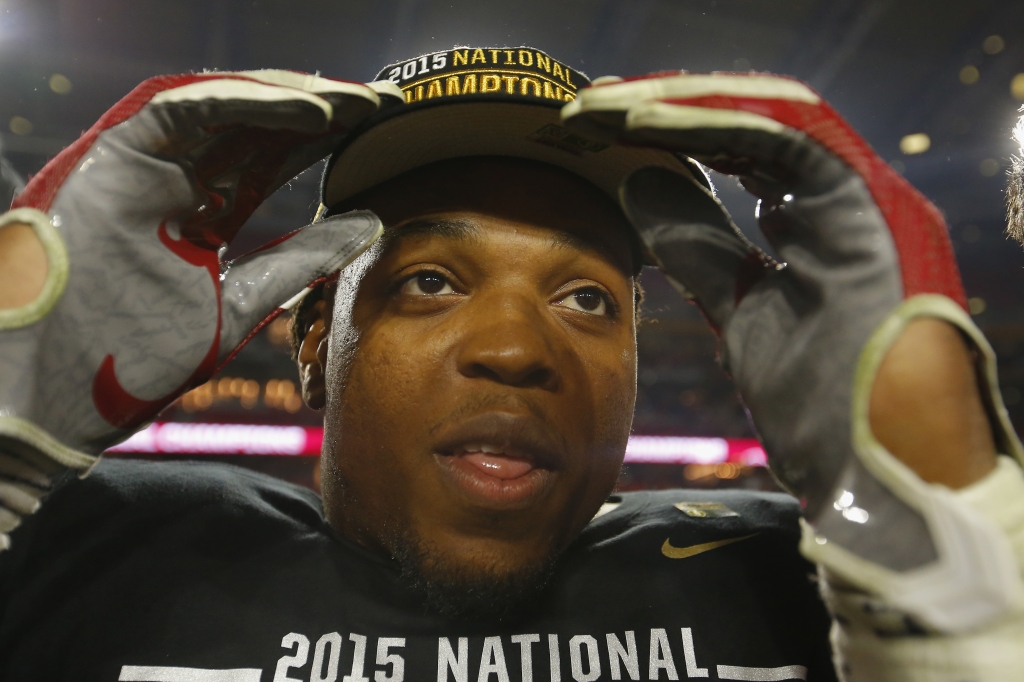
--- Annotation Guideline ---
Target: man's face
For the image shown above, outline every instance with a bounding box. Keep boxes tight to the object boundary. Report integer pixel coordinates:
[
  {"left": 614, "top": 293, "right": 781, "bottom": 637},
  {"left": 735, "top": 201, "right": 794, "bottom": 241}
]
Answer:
[{"left": 299, "top": 158, "right": 638, "bottom": 615}]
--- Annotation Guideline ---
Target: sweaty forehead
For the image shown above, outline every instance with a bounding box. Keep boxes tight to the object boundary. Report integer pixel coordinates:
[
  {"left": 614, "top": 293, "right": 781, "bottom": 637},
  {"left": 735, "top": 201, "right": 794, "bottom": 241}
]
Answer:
[{"left": 328, "top": 156, "right": 641, "bottom": 274}]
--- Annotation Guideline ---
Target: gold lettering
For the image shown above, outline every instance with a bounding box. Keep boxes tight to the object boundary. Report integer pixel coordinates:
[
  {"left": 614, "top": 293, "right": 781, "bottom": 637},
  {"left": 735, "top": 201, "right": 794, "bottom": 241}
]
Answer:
[
  {"left": 426, "top": 79, "right": 443, "bottom": 98},
  {"left": 404, "top": 89, "right": 413, "bottom": 103},
  {"left": 542, "top": 81, "right": 562, "bottom": 100},
  {"left": 446, "top": 75, "right": 477, "bottom": 94},
  {"left": 471, "top": 49, "right": 486, "bottom": 64},
  {"left": 552, "top": 62, "right": 564, "bottom": 82},
  {"left": 480, "top": 74, "right": 501, "bottom": 93},
  {"left": 453, "top": 50, "right": 468, "bottom": 66},
  {"left": 501, "top": 75, "right": 520, "bottom": 93},
  {"left": 503, "top": 50, "right": 515, "bottom": 64},
  {"left": 412, "top": 85, "right": 424, "bottom": 102},
  {"left": 520, "top": 77, "right": 541, "bottom": 96},
  {"left": 564, "top": 92, "right": 575, "bottom": 101},
  {"left": 563, "top": 68, "right": 575, "bottom": 88},
  {"left": 488, "top": 49, "right": 500, "bottom": 63},
  {"left": 536, "top": 52, "right": 551, "bottom": 72},
  {"left": 518, "top": 50, "right": 533, "bottom": 67}
]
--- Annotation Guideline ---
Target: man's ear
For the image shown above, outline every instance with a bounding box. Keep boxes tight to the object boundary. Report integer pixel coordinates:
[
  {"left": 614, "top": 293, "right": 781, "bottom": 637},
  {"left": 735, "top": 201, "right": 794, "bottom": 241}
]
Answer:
[{"left": 297, "top": 299, "right": 329, "bottom": 410}]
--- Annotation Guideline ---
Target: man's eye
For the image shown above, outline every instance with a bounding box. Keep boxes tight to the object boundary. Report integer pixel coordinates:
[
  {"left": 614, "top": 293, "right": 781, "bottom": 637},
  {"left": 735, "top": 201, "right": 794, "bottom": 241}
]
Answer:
[
  {"left": 556, "top": 288, "right": 608, "bottom": 316},
  {"left": 401, "top": 272, "right": 454, "bottom": 296}
]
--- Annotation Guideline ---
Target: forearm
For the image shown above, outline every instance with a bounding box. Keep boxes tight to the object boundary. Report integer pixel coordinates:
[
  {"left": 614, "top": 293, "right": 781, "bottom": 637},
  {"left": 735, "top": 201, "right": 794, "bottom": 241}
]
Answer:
[
  {"left": 869, "top": 317, "right": 998, "bottom": 490},
  {"left": 0, "top": 218, "right": 47, "bottom": 311},
  {"left": 827, "top": 317, "right": 1023, "bottom": 679}
]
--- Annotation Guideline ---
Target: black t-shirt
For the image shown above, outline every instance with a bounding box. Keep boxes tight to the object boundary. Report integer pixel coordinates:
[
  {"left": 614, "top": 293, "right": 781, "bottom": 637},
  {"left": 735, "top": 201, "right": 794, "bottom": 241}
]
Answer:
[{"left": 0, "top": 460, "right": 837, "bottom": 681}]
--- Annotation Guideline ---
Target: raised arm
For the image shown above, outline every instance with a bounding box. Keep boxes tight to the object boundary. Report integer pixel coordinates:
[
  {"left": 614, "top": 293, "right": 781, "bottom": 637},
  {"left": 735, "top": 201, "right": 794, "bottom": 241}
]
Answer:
[
  {"left": 565, "top": 71, "right": 1024, "bottom": 680},
  {"left": 0, "top": 72, "right": 397, "bottom": 549}
]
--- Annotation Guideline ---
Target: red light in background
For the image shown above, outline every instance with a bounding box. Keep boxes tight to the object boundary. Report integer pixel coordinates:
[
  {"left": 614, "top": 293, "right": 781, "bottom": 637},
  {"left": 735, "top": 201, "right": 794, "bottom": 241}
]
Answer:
[{"left": 107, "top": 423, "right": 766, "bottom": 465}]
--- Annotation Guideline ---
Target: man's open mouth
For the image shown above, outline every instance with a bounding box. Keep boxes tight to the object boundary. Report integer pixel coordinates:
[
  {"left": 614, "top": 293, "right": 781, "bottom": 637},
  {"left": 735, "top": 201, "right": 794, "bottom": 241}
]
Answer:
[
  {"left": 432, "top": 413, "right": 563, "bottom": 508},
  {"left": 454, "top": 444, "right": 537, "bottom": 480}
]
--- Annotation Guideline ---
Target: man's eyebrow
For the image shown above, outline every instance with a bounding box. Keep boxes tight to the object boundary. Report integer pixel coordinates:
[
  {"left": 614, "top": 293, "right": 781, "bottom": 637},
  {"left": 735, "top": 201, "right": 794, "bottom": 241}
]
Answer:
[
  {"left": 549, "top": 231, "right": 593, "bottom": 254},
  {"left": 383, "top": 217, "right": 480, "bottom": 247},
  {"left": 549, "top": 230, "right": 622, "bottom": 262},
  {"left": 550, "top": 230, "right": 637, "bottom": 275}
]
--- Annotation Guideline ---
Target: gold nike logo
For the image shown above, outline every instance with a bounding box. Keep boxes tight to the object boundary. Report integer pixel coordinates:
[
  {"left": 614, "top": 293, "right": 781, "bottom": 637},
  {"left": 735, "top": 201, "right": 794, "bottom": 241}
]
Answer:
[{"left": 661, "top": 533, "right": 757, "bottom": 559}]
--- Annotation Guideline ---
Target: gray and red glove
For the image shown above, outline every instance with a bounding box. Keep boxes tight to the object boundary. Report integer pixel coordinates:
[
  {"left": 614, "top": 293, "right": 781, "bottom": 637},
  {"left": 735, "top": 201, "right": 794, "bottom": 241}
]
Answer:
[
  {"left": 0, "top": 71, "right": 397, "bottom": 547},
  {"left": 564, "top": 73, "right": 1024, "bottom": 631}
]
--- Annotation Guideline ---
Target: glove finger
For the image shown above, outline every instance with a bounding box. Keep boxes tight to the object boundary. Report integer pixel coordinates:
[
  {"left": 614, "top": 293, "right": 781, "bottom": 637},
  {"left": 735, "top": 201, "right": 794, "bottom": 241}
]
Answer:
[
  {"left": 365, "top": 80, "right": 406, "bottom": 107},
  {"left": 569, "top": 73, "right": 962, "bottom": 304},
  {"left": 13, "top": 74, "right": 339, "bottom": 215},
  {"left": 0, "top": 451, "right": 54, "bottom": 488},
  {"left": 179, "top": 128, "right": 343, "bottom": 247},
  {"left": 150, "top": 77, "right": 336, "bottom": 135},
  {"left": 0, "top": 478, "right": 44, "bottom": 516},
  {"left": 563, "top": 72, "right": 817, "bottom": 143},
  {"left": 565, "top": 73, "right": 858, "bottom": 200},
  {"left": 619, "top": 107, "right": 917, "bottom": 280},
  {"left": 0, "top": 506, "right": 20, "bottom": 534},
  {"left": 229, "top": 70, "right": 385, "bottom": 130},
  {"left": 620, "top": 166, "right": 771, "bottom": 332},
  {"left": 145, "top": 79, "right": 338, "bottom": 240},
  {"left": 142, "top": 74, "right": 379, "bottom": 204},
  {"left": 217, "top": 210, "right": 383, "bottom": 362},
  {"left": 163, "top": 76, "right": 382, "bottom": 246},
  {"left": 621, "top": 102, "right": 853, "bottom": 194}
]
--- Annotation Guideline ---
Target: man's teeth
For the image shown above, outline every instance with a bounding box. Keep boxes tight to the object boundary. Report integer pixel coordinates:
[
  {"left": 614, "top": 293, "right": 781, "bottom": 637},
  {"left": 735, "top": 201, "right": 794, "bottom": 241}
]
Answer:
[{"left": 459, "top": 444, "right": 505, "bottom": 456}]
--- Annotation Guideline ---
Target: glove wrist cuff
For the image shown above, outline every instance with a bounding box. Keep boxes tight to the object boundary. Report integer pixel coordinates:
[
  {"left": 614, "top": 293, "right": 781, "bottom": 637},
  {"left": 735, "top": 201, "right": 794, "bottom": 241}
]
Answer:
[{"left": 802, "top": 295, "right": 1024, "bottom": 632}]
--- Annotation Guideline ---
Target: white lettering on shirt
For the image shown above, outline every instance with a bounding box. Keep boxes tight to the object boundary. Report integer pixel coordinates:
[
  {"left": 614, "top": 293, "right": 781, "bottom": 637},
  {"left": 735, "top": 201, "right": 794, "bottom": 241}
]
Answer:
[
  {"left": 648, "top": 629, "right": 678, "bottom": 681},
  {"left": 510, "top": 634, "right": 540, "bottom": 682},
  {"left": 311, "top": 633, "right": 343, "bottom": 682},
  {"left": 438, "top": 637, "right": 469, "bottom": 682},
  {"left": 344, "top": 634, "right": 369, "bottom": 682},
  {"left": 374, "top": 638, "right": 405, "bottom": 682},
  {"left": 273, "top": 633, "right": 310, "bottom": 682},
  {"left": 478, "top": 636, "right": 510, "bottom": 682},
  {"left": 548, "top": 634, "right": 561, "bottom": 682},
  {"left": 123, "top": 626, "right": 809, "bottom": 682},
  {"left": 568, "top": 635, "right": 600, "bottom": 682},
  {"left": 680, "top": 628, "right": 708, "bottom": 678},
  {"left": 606, "top": 631, "right": 640, "bottom": 681}
]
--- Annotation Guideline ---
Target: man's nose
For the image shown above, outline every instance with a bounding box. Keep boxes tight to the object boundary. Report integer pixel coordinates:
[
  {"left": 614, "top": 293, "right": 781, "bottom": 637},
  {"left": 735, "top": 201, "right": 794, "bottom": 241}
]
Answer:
[{"left": 455, "top": 295, "right": 560, "bottom": 391}]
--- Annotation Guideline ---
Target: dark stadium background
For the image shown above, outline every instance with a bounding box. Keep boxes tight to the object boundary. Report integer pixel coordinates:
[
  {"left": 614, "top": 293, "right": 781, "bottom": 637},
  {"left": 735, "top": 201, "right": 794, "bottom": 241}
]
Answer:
[{"left": 3, "top": 0, "right": 1024, "bottom": 494}]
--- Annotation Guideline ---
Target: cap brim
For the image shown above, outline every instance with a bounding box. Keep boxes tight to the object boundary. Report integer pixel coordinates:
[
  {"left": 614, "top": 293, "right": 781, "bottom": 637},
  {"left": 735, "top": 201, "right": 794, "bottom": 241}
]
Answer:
[{"left": 322, "top": 97, "right": 710, "bottom": 266}]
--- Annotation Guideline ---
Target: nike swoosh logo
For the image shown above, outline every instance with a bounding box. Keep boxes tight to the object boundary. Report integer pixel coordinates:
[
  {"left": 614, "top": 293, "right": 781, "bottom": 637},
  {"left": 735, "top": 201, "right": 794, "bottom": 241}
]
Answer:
[{"left": 661, "top": 533, "right": 757, "bottom": 559}]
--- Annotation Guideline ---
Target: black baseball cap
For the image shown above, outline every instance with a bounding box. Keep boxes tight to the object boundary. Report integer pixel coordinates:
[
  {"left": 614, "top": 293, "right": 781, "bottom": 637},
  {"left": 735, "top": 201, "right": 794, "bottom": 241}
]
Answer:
[{"left": 320, "top": 46, "right": 711, "bottom": 253}]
